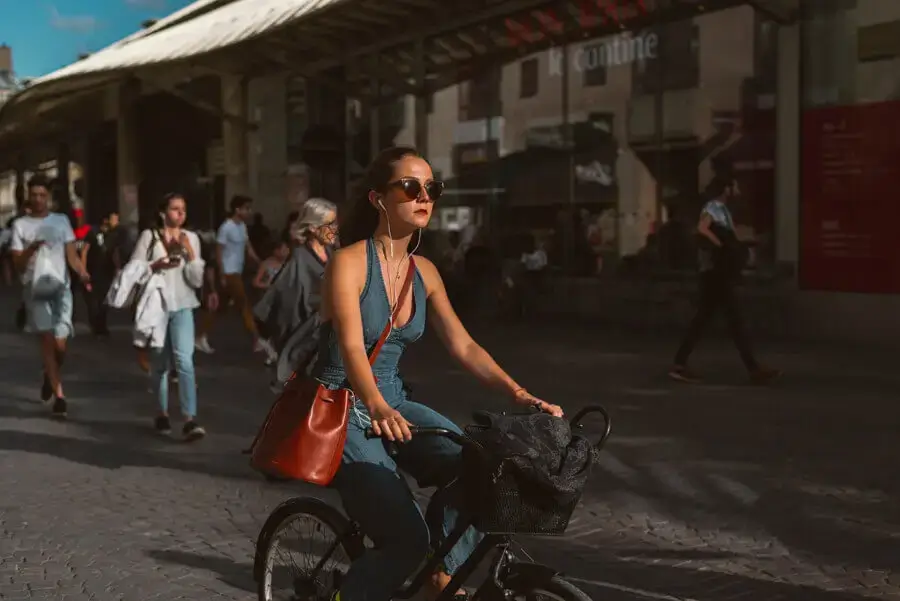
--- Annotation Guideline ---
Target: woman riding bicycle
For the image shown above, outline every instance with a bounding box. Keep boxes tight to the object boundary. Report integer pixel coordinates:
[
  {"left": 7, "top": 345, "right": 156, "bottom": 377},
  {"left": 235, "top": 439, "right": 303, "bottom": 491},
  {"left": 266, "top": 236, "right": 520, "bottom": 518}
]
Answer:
[{"left": 313, "top": 146, "right": 563, "bottom": 601}]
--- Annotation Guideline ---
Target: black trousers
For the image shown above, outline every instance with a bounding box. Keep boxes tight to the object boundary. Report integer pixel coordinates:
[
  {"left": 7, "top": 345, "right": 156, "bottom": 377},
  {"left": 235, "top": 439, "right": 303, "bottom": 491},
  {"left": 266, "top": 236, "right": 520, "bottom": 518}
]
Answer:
[
  {"left": 78, "top": 278, "right": 110, "bottom": 334},
  {"left": 674, "top": 271, "right": 757, "bottom": 370},
  {"left": 15, "top": 302, "right": 25, "bottom": 330}
]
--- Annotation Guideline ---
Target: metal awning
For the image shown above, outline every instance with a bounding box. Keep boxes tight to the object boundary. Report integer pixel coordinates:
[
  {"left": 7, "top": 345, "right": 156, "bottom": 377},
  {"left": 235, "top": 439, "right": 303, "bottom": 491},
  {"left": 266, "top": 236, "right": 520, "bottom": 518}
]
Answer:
[
  {"left": 3, "top": 0, "right": 347, "bottom": 111},
  {"left": 0, "top": 0, "right": 799, "bottom": 148}
]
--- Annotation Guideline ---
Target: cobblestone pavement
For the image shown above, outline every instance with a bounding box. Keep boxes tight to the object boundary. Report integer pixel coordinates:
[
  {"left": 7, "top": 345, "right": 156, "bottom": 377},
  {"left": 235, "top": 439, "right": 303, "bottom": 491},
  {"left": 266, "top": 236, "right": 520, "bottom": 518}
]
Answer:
[{"left": 1, "top": 297, "right": 898, "bottom": 600}]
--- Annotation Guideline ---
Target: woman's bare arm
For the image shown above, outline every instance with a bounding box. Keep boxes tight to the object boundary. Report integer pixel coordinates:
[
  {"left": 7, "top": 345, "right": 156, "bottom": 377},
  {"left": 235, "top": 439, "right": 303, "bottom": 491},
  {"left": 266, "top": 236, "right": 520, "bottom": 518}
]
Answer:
[{"left": 252, "top": 260, "right": 271, "bottom": 289}]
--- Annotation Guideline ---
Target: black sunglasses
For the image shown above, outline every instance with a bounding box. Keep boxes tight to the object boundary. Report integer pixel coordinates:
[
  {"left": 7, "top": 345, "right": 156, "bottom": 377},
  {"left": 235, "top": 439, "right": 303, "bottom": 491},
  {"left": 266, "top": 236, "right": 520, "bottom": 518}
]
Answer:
[{"left": 387, "top": 178, "right": 444, "bottom": 202}]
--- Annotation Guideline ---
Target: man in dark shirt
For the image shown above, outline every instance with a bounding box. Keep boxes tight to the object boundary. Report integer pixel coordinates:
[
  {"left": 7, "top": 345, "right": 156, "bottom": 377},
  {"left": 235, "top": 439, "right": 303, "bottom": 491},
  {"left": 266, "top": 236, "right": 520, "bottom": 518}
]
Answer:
[
  {"left": 669, "top": 177, "right": 780, "bottom": 384},
  {"left": 7, "top": 205, "right": 30, "bottom": 331},
  {"left": 198, "top": 231, "right": 220, "bottom": 312},
  {"left": 81, "top": 212, "right": 119, "bottom": 336}
]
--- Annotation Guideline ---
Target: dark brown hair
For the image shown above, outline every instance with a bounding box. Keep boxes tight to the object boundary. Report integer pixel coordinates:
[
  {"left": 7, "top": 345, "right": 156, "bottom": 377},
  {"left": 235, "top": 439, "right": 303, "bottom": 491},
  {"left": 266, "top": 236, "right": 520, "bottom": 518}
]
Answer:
[
  {"left": 229, "top": 194, "right": 253, "bottom": 215},
  {"left": 157, "top": 192, "right": 185, "bottom": 227},
  {"left": 339, "top": 146, "right": 424, "bottom": 246}
]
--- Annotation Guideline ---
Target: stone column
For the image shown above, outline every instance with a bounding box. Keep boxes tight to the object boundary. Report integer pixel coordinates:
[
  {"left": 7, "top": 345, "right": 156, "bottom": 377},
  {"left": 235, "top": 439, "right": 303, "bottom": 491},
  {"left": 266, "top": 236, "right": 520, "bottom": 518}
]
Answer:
[
  {"left": 55, "top": 141, "right": 71, "bottom": 213},
  {"left": 116, "top": 80, "right": 141, "bottom": 225},
  {"left": 14, "top": 154, "right": 25, "bottom": 211},
  {"left": 221, "top": 74, "right": 250, "bottom": 202},
  {"left": 414, "top": 38, "right": 429, "bottom": 155}
]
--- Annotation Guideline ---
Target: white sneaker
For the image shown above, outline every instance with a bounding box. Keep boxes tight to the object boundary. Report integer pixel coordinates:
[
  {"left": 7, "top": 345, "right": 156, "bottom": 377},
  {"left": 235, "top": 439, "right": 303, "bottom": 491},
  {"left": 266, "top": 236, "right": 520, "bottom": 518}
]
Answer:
[
  {"left": 195, "top": 337, "right": 215, "bottom": 354},
  {"left": 255, "top": 338, "right": 278, "bottom": 361}
]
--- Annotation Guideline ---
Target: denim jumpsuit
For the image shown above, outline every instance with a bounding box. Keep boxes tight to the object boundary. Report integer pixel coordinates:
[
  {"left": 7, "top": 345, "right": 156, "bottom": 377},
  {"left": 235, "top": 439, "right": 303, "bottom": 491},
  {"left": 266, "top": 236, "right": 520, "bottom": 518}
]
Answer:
[{"left": 310, "top": 238, "right": 480, "bottom": 601}]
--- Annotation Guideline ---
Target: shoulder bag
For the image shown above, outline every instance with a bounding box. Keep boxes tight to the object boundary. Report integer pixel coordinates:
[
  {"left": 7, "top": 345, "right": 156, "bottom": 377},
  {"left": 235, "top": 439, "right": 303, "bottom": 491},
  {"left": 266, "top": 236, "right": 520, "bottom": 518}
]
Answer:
[
  {"left": 127, "top": 229, "right": 160, "bottom": 310},
  {"left": 249, "top": 256, "right": 416, "bottom": 485}
]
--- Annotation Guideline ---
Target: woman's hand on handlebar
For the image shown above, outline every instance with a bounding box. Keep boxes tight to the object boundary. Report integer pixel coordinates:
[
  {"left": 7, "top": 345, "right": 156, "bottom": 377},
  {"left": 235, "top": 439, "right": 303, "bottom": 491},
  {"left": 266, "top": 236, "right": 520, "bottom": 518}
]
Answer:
[
  {"left": 513, "top": 388, "right": 564, "bottom": 417},
  {"left": 369, "top": 403, "right": 413, "bottom": 442}
]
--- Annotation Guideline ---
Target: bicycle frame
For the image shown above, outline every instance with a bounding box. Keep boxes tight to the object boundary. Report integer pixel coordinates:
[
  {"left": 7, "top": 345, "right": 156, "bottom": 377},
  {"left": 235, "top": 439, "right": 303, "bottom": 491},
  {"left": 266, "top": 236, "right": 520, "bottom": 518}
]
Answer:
[
  {"left": 311, "top": 511, "right": 556, "bottom": 601},
  {"left": 298, "top": 405, "right": 611, "bottom": 599}
]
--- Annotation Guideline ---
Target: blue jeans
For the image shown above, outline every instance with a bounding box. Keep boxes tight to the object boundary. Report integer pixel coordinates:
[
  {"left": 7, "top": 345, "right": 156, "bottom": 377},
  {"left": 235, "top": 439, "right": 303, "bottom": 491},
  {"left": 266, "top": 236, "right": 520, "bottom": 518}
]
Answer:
[
  {"left": 334, "top": 399, "right": 481, "bottom": 601},
  {"left": 150, "top": 309, "right": 198, "bottom": 418}
]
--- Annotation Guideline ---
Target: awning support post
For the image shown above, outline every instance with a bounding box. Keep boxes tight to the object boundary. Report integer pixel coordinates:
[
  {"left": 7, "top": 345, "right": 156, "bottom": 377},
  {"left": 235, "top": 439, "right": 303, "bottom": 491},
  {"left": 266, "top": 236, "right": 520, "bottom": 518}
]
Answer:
[
  {"left": 369, "top": 56, "right": 380, "bottom": 163},
  {"left": 14, "top": 154, "right": 25, "bottom": 211},
  {"left": 414, "top": 36, "right": 428, "bottom": 156},
  {"left": 222, "top": 73, "right": 251, "bottom": 201},
  {"left": 116, "top": 80, "right": 141, "bottom": 226},
  {"left": 56, "top": 141, "right": 71, "bottom": 214}
]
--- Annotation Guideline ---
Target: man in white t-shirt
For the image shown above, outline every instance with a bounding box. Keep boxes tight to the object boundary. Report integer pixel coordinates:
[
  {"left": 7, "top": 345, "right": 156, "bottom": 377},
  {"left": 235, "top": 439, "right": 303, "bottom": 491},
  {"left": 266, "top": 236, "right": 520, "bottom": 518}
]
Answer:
[
  {"left": 195, "top": 194, "right": 260, "bottom": 353},
  {"left": 10, "top": 175, "right": 90, "bottom": 418}
]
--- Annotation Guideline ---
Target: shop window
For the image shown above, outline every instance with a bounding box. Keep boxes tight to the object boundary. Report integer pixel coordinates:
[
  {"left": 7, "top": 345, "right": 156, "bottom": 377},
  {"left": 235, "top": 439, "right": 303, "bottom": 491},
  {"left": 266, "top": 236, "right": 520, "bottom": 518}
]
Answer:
[
  {"left": 458, "top": 70, "right": 499, "bottom": 121},
  {"left": 632, "top": 21, "right": 699, "bottom": 94},
  {"left": 520, "top": 58, "right": 538, "bottom": 98},
  {"left": 579, "top": 44, "right": 608, "bottom": 87}
]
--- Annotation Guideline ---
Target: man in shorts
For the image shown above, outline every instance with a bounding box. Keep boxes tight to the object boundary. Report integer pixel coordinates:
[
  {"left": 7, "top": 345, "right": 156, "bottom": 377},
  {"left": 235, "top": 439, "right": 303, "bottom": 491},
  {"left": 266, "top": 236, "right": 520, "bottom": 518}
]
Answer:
[{"left": 10, "top": 175, "right": 91, "bottom": 418}]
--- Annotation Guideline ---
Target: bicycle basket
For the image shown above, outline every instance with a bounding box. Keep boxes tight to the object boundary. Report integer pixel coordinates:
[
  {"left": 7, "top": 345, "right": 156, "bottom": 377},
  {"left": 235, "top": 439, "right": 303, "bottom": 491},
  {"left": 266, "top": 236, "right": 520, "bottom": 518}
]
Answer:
[{"left": 460, "top": 440, "right": 580, "bottom": 536}]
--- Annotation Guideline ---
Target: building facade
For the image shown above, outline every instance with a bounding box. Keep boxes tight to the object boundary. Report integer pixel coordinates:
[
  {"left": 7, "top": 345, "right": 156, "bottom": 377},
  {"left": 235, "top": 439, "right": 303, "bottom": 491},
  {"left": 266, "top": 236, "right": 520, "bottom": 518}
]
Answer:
[
  {"left": 0, "top": 44, "right": 15, "bottom": 106},
  {"left": 0, "top": 44, "right": 18, "bottom": 221},
  {"left": 248, "top": 0, "right": 900, "bottom": 340},
  {"left": 4, "top": 0, "right": 900, "bottom": 340},
  {"left": 333, "top": 4, "right": 776, "bottom": 275}
]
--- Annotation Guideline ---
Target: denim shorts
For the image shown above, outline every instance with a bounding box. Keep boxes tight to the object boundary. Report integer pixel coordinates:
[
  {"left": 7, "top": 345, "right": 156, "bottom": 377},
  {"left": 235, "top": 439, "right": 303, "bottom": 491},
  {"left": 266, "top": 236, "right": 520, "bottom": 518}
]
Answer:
[{"left": 25, "top": 286, "right": 74, "bottom": 339}]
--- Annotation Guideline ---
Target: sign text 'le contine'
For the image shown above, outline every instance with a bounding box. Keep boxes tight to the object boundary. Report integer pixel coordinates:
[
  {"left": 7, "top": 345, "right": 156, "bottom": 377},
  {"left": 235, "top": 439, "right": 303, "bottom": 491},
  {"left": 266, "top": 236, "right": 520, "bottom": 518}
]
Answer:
[{"left": 505, "top": 0, "right": 650, "bottom": 47}]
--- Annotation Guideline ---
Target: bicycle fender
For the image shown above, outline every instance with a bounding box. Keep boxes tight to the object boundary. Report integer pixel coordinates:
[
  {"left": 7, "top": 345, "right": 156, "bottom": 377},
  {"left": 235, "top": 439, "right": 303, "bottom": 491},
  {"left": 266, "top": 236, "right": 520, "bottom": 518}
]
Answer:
[{"left": 502, "top": 562, "right": 560, "bottom": 591}]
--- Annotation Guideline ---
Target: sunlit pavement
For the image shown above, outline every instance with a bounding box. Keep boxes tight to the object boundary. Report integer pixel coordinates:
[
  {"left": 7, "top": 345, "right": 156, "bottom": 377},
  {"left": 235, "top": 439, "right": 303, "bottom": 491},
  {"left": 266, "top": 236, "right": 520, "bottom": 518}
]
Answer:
[{"left": 0, "top": 292, "right": 897, "bottom": 600}]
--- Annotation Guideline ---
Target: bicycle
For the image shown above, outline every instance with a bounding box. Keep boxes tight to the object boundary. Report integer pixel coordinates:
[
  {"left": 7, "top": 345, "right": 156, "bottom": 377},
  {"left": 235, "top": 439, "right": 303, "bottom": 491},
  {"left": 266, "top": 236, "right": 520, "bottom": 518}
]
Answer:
[{"left": 253, "top": 405, "right": 611, "bottom": 601}]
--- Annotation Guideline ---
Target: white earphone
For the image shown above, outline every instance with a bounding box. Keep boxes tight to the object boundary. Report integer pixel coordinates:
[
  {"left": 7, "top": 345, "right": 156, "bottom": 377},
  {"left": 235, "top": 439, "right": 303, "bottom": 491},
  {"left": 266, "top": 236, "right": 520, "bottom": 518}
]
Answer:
[{"left": 376, "top": 198, "right": 393, "bottom": 258}]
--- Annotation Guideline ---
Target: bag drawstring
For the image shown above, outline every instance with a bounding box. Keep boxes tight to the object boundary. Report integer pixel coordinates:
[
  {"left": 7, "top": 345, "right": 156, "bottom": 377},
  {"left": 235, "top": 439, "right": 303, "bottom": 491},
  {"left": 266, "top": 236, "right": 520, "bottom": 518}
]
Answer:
[{"left": 350, "top": 393, "right": 371, "bottom": 428}]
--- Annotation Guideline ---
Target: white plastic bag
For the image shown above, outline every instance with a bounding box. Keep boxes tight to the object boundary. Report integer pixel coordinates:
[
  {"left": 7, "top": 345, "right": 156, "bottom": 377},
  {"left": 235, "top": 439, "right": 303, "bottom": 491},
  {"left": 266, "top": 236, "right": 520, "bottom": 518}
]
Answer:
[{"left": 29, "top": 245, "right": 67, "bottom": 299}]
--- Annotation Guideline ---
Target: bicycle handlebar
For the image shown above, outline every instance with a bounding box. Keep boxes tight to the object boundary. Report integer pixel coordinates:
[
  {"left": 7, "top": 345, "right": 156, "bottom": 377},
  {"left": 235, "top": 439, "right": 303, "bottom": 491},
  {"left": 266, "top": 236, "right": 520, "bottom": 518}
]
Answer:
[
  {"left": 363, "top": 404, "right": 611, "bottom": 451},
  {"left": 570, "top": 405, "right": 612, "bottom": 451},
  {"left": 364, "top": 426, "right": 469, "bottom": 446}
]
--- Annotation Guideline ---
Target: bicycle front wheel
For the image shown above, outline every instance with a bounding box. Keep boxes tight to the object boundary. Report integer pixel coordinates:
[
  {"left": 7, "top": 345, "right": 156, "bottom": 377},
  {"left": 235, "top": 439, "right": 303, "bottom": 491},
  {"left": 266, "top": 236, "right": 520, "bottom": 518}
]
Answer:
[
  {"left": 255, "top": 497, "right": 365, "bottom": 601},
  {"left": 508, "top": 575, "right": 594, "bottom": 601}
]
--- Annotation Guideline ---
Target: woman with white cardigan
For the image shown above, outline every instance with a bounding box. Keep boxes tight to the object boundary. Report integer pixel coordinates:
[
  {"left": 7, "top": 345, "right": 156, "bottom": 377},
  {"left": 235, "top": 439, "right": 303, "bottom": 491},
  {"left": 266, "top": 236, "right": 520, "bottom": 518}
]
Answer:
[{"left": 130, "top": 193, "right": 208, "bottom": 441}]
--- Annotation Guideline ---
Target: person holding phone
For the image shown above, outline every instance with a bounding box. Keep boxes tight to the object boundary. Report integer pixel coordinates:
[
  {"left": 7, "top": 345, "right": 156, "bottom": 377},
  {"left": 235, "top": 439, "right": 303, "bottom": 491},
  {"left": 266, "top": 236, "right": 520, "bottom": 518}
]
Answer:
[
  {"left": 9, "top": 175, "right": 90, "bottom": 418},
  {"left": 130, "top": 193, "right": 207, "bottom": 441}
]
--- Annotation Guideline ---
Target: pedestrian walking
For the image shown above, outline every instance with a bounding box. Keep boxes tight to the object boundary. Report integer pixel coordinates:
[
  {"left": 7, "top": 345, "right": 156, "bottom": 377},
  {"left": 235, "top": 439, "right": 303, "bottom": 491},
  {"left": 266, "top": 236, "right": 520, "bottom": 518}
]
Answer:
[
  {"left": 253, "top": 197, "right": 337, "bottom": 385},
  {"left": 80, "top": 211, "right": 119, "bottom": 336},
  {"left": 194, "top": 195, "right": 261, "bottom": 354},
  {"left": 116, "top": 193, "right": 207, "bottom": 440},
  {"left": 9, "top": 175, "right": 90, "bottom": 418},
  {"left": 669, "top": 176, "right": 780, "bottom": 384}
]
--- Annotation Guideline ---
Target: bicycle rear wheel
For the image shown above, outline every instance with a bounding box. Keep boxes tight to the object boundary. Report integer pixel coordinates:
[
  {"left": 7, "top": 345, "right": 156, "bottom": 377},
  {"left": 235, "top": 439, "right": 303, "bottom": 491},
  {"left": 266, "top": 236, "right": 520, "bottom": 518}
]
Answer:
[
  {"left": 508, "top": 575, "right": 594, "bottom": 601},
  {"left": 255, "top": 497, "right": 365, "bottom": 601}
]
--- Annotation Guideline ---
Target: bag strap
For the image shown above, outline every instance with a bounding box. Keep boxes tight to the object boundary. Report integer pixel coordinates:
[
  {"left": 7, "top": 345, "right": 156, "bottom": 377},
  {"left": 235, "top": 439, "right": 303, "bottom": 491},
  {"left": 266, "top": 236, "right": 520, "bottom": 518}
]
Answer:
[
  {"left": 244, "top": 256, "right": 418, "bottom": 458},
  {"left": 146, "top": 229, "right": 159, "bottom": 261},
  {"left": 367, "top": 256, "right": 416, "bottom": 366}
]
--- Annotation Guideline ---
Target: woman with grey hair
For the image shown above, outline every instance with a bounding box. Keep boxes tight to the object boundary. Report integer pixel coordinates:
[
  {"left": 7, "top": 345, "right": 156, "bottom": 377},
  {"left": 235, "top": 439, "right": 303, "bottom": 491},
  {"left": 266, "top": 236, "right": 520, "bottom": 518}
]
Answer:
[
  {"left": 253, "top": 197, "right": 338, "bottom": 384},
  {"left": 290, "top": 197, "right": 339, "bottom": 248}
]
